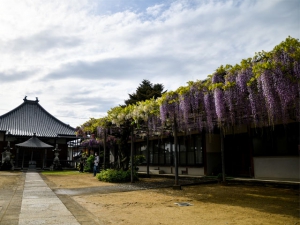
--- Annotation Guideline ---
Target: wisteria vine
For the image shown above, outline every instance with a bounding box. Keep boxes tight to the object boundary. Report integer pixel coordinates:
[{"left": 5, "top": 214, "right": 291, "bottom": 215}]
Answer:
[{"left": 80, "top": 36, "right": 300, "bottom": 137}]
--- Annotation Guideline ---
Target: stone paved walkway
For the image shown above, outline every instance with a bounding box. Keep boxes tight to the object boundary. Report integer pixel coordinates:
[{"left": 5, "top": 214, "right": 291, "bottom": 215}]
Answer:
[{"left": 18, "top": 171, "right": 80, "bottom": 225}]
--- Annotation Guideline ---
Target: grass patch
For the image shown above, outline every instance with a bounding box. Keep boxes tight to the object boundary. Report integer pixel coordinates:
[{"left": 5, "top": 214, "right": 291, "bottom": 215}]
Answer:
[
  {"left": 97, "top": 169, "right": 139, "bottom": 183},
  {"left": 41, "top": 170, "right": 84, "bottom": 176}
]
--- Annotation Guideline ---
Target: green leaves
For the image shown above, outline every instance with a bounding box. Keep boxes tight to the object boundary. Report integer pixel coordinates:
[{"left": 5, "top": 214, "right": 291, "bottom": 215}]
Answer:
[
  {"left": 97, "top": 169, "right": 138, "bottom": 183},
  {"left": 84, "top": 155, "right": 95, "bottom": 172},
  {"left": 124, "top": 79, "right": 166, "bottom": 106}
]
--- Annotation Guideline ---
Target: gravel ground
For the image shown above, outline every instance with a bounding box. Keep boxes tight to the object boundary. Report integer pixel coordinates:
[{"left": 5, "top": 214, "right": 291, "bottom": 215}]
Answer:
[
  {"left": 54, "top": 176, "right": 216, "bottom": 195},
  {"left": 2, "top": 171, "right": 298, "bottom": 225}
]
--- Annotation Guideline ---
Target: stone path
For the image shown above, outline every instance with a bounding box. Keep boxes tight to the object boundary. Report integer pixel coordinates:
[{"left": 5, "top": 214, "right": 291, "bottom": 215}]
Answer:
[{"left": 18, "top": 171, "right": 80, "bottom": 225}]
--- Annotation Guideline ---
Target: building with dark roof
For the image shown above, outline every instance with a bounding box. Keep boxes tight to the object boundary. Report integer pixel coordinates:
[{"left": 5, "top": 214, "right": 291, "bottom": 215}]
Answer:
[{"left": 0, "top": 97, "right": 77, "bottom": 169}]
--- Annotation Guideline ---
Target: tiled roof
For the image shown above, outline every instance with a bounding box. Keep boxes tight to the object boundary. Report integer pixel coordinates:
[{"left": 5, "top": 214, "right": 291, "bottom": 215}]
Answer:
[
  {"left": 0, "top": 98, "right": 76, "bottom": 137},
  {"left": 15, "top": 134, "right": 54, "bottom": 148}
]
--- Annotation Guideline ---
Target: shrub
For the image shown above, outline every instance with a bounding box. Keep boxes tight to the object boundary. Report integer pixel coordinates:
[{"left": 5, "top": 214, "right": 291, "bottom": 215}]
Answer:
[
  {"left": 97, "top": 169, "right": 138, "bottom": 183},
  {"left": 84, "top": 155, "right": 95, "bottom": 172},
  {"left": 132, "top": 155, "right": 146, "bottom": 171}
]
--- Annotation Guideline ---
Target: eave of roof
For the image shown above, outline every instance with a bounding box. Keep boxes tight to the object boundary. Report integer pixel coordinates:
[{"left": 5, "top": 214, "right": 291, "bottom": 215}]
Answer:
[
  {"left": 0, "top": 97, "right": 76, "bottom": 138},
  {"left": 15, "top": 134, "right": 54, "bottom": 148}
]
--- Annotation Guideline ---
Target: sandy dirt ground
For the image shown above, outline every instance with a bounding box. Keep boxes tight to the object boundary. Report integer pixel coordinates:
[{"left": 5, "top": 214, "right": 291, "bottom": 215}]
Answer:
[
  {"left": 0, "top": 171, "right": 22, "bottom": 188},
  {"left": 41, "top": 172, "right": 300, "bottom": 225}
]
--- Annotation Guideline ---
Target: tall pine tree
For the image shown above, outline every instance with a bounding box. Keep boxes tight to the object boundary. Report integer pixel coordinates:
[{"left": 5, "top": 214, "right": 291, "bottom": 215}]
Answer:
[{"left": 124, "top": 79, "right": 166, "bottom": 105}]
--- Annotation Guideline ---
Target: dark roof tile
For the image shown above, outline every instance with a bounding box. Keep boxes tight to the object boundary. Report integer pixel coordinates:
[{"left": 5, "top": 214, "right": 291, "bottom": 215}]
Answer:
[{"left": 0, "top": 99, "right": 76, "bottom": 137}]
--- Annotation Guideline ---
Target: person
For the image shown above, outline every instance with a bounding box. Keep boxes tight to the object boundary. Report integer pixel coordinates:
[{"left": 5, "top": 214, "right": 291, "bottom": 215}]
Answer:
[{"left": 93, "top": 152, "right": 99, "bottom": 177}]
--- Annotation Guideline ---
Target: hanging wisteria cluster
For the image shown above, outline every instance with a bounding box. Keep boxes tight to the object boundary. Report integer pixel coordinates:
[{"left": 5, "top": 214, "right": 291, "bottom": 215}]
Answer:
[
  {"left": 80, "top": 138, "right": 99, "bottom": 147},
  {"left": 80, "top": 36, "right": 300, "bottom": 137},
  {"left": 158, "top": 36, "right": 300, "bottom": 132}
]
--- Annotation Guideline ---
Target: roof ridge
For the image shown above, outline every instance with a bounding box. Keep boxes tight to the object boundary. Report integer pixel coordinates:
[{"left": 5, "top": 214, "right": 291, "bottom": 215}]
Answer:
[
  {"left": 23, "top": 96, "right": 39, "bottom": 103},
  {"left": 32, "top": 98, "right": 74, "bottom": 129}
]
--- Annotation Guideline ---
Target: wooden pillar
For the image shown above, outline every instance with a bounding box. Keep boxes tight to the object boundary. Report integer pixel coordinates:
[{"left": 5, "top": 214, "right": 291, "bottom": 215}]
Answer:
[
  {"left": 22, "top": 148, "right": 25, "bottom": 169},
  {"left": 172, "top": 118, "right": 181, "bottom": 189},
  {"left": 70, "top": 146, "right": 73, "bottom": 167},
  {"left": 103, "top": 129, "right": 107, "bottom": 170},
  {"left": 146, "top": 132, "right": 150, "bottom": 177},
  {"left": 220, "top": 129, "right": 226, "bottom": 183},
  {"left": 131, "top": 126, "right": 134, "bottom": 183},
  {"left": 248, "top": 125, "right": 254, "bottom": 178},
  {"left": 30, "top": 150, "right": 33, "bottom": 162},
  {"left": 16, "top": 148, "right": 19, "bottom": 168},
  {"left": 43, "top": 149, "right": 47, "bottom": 168}
]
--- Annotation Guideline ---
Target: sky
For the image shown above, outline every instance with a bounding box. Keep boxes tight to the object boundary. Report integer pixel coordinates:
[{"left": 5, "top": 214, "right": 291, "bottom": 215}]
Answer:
[{"left": 0, "top": 0, "right": 299, "bottom": 128}]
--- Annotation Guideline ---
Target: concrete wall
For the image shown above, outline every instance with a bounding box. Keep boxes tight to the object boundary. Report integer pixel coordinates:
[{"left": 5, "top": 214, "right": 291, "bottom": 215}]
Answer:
[
  {"left": 253, "top": 157, "right": 300, "bottom": 181},
  {"left": 138, "top": 166, "right": 205, "bottom": 176}
]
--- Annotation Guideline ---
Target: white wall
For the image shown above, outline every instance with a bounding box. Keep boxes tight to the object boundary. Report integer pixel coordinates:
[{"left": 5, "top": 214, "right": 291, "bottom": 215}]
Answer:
[
  {"left": 253, "top": 157, "right": 300, "bottom": 181},
  {"left": 138, "top": 166, "right": 205, "bottom": 176}
]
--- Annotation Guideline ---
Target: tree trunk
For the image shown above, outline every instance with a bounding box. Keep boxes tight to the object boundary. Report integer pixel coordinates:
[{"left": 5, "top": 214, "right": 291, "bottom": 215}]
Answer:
[{"left": 172, "top": 118, "right": 179, "bottom": 186}]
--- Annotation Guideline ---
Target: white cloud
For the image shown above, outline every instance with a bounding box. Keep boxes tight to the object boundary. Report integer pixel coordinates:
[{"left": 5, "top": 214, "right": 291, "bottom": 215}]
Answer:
[
  {"left": 146, "top": 4, "right": 164, "bottom": 17},
  {"left": 0, "top": 0, "right": 298, "bottom": 127}
]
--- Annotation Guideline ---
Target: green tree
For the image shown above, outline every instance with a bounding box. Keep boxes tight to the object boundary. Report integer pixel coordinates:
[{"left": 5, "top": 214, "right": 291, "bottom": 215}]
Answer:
[{"left": 124, "top": 79, "right": 166, "bottom": 105}]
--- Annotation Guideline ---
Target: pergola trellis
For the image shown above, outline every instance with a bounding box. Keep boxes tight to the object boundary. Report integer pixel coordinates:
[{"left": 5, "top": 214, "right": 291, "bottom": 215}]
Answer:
[{"left": 80, "top": 36, "right": 300, "bottom": 186}]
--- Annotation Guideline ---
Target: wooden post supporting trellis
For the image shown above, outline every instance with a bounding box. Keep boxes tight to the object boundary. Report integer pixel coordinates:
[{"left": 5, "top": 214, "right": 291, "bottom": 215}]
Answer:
[
  {"left": 130, "top": 126, "right": 134, "bottom": 183},
  {"left": 146, "top": 130, "right": 150, "bottom": 177},
  {"left": 172, "top": 117, "right": 181, "bottom": 189},
  {"left": 220, "top": 129, "right": 226, "bottom": 183},
  {"left": 103, "top": 129, "right": 107, "bottom": 170}
]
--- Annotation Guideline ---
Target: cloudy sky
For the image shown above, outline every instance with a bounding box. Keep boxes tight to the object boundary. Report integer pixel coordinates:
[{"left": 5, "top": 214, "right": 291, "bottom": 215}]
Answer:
[{"left": 0, "top": 0, "right": 299, "bottom": 128}]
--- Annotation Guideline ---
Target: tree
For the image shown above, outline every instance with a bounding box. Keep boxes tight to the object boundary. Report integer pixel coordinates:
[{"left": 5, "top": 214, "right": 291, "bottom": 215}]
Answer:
[{"left": 124, "top": 79, "right": 166, "bottom": 105}]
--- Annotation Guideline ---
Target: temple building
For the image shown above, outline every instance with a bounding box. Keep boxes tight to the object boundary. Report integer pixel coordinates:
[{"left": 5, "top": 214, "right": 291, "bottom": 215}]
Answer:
[{"left": 0, "top": 97, "right": 77, "bottom": 169}]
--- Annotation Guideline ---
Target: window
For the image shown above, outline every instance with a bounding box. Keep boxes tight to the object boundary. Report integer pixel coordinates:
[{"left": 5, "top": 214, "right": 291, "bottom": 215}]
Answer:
[
  {"left": 252, "top": 122, "right": 299, "bottom": 156},
  {"left": 135, "top": 142, "right": 148, "bottom": 163},
  {"left": 195, "top": 136, "right": 203, "bottom": 164},
  {"left": 179, "top": 137, "right": 186, "bottom": 164},
  {"left": 135, "top": 133, "right": 204, "bottom": 166},
  {"left": 187, "top": 136, "right": 195, "bottom": 165},
  {"left": 159, "top": 142, "right": 165, "bottom": 164},
  {"left": 165, "top": 141, "right": 172, "bottom": 164},
  {"left": 153, "top": 140, "right": 159, "bottom": 164}
]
